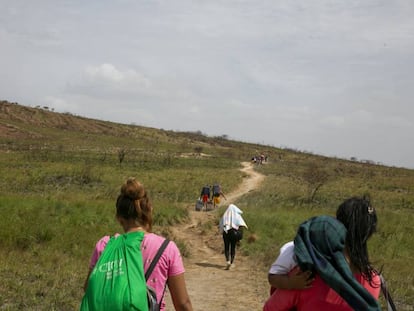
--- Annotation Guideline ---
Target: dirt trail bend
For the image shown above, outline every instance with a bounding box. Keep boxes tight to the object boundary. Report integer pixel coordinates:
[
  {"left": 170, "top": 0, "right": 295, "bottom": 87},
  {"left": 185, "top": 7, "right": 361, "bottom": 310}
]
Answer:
[{"left": 164, "top": 162, "right": 269, "bottom": 311}]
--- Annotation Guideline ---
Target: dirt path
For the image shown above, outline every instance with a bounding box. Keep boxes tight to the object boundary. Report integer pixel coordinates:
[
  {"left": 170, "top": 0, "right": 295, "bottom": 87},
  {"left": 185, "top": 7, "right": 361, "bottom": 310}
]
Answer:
[{"left": 164, "top": 162, "right": 269, "bottom": 311}]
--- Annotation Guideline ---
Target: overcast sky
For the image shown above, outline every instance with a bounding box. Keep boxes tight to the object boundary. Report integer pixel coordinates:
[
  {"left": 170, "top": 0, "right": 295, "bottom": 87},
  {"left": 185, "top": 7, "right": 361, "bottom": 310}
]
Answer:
[{"left": 1, "top": 1, "right": 414, "bottom": 168}]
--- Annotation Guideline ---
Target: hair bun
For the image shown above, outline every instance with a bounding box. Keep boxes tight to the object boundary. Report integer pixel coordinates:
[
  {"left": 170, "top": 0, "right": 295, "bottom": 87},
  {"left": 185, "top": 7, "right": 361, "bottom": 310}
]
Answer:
[
  {"left": 126, "top": 190, "right": 140, "bottom": 201},
  {"left": 121, "top": 178, "right": 145, "bottom": 201}
]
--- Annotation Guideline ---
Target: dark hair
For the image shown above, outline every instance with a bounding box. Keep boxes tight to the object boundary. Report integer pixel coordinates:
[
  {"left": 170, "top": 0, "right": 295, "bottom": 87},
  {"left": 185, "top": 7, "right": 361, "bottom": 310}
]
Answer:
[
  {"left": 336, "top": 195, "right": 377, "bottom": 283},
  {"left": 115, "top": 177, "right": 153, "bottom": 231}
]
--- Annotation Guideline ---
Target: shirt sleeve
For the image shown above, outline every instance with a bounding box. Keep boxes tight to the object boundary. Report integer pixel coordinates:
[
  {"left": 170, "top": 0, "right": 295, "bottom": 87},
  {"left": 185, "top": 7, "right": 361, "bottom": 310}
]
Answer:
[
  {"left": 88, "top": 236, "right": 110, "bottom": 269},
  {"left": 166, "top": 241, "right": 185, "bottom": 277},
  {"left": 269, "top": 241, "right": 296, "bottom": 275},
  {"left": 88, "top": 234, "right": 122, "bottom": 269}
]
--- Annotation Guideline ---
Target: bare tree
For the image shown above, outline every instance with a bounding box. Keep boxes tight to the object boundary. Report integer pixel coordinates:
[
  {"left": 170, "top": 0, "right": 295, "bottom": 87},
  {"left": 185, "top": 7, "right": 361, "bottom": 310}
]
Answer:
[
  {"left": 118, "top": 148, "right": 126, "bottom": 166},
  {"left": 194, "top": 146, "right": 203, "bottom": 155},
  {"left": 303, "top": 163, "right": 329, "bottom": 203},
  {"left": 100, "top": 150, "right": 107, "bottom": 162}
]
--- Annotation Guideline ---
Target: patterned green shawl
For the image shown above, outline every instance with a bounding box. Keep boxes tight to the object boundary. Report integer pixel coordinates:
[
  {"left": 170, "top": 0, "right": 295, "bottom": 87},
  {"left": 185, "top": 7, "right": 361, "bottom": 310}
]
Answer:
[{"left": 294, "top": 215, "right": 381, "bottom": 311}]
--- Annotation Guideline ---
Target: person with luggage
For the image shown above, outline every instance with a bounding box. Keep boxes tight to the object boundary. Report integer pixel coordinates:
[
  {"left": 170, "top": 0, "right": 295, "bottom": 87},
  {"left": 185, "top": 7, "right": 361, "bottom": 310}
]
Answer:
[
  {"left": 82, "top": 177, "right": 193, "bottom": 311},
  {"left": 200, "top": 184, "right": 211, "bottom": 211},
  {"left": 212, "top": 183, "right": 226, "bottom": 208}
]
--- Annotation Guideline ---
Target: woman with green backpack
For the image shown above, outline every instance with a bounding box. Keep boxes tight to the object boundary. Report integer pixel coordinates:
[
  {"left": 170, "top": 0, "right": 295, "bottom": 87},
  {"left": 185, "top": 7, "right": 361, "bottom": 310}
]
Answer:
[{"left": 82, "top": 178, "right": 193, "bottom": 311}]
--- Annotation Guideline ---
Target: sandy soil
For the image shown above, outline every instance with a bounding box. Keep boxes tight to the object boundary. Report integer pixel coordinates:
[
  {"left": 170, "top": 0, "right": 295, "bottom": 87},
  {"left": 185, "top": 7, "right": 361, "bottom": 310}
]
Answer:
[{"left": 164, "top": 162, "right": 270, "bottom": 311}]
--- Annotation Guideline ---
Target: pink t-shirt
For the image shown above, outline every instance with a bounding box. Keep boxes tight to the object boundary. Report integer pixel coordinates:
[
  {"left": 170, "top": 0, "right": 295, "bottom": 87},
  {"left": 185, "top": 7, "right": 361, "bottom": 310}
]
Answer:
[
  {"left": 263, "top": 272, "right": 381, "bottom": 311},
  {"left": 89, "top": 232, "right": 185, "bottom": 311}
]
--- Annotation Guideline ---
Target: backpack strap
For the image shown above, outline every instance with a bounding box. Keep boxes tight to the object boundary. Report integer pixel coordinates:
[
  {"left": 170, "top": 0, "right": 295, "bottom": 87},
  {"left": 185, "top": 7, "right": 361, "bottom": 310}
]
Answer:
[
  {"left": 379, "top": 274, "right": 397, "bottom": 311},
  {"left": 145, "top": 239, "right": 170, "bottom": 308},
  {"left": 145, "top": 238, "right": 170, "bottom": 280}
]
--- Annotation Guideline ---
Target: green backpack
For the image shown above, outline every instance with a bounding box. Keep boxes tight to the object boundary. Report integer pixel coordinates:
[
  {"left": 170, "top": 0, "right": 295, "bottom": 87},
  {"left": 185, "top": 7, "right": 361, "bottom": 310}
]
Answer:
[{"left": 80, "top": 231, "right": 148, "bottom": 311}]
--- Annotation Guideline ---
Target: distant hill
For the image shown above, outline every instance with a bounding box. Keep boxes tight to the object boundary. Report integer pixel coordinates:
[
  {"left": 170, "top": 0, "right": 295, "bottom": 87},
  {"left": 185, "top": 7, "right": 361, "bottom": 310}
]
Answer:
[
  {"left": 0, "top": 100, "right": 272, "bottom": 160},
  {"left": 0, "top": 100, "right": 147, "bottom": 139},
  {"left": 0, "top": 100, "right": 395, "bottom": 168}
]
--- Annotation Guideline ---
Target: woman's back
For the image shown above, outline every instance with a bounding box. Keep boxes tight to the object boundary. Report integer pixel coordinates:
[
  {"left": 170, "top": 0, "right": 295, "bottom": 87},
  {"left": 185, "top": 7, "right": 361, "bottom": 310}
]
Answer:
[
  {"left": 141, "top": 233, "right": 185, "bottom": 309},
  {"left": 89, "top": 232, "right": 185, "bottom": 311},
  {"left": 264, "top": 272, "right": 380, "bottom": 311}
]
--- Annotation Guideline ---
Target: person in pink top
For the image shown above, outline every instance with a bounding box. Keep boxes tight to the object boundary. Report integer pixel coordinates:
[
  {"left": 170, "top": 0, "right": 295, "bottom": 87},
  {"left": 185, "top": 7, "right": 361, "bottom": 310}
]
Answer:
[{"left": 83, "top": 177, "right": 193, "bottom": 311}]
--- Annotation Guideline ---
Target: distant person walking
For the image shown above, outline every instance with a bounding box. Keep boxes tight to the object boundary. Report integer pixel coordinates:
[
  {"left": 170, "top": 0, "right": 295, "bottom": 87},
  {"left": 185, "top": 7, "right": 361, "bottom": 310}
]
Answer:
[
  {"left": 212, "top": 183, "right": 226, "bottom": 208},
  {"left": 219, "top": 204, "right": 248, "bottom": 270},
  {"left": 200, "top": 185, "right": 211, "bottom": 211}
]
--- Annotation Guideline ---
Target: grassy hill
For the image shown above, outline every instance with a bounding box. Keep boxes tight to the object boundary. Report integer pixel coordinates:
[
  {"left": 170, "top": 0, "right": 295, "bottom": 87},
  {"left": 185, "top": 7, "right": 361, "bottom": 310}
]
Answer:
[{"left": 1, "top": 100, "right": 413, "bottom": 310}]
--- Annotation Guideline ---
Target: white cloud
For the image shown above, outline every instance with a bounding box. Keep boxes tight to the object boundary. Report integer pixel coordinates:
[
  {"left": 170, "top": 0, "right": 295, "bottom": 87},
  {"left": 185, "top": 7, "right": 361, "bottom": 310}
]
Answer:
[
  {"left": 85, "top": 64, "right": 124, "bottom": 83},
  {"left": 83, "top": 64, "right": 151, "bottom": 88}
]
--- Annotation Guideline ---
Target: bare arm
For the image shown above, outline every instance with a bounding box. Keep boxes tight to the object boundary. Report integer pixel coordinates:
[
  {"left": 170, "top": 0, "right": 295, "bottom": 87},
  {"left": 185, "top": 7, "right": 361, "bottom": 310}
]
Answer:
[
  {"left": 268, "top": 268, "right": 313, "bottom": 290},
  {"left": 83, "top": 267, "right": 93, "bottom": 292},
  {"left": 167, "top": 273, "right": 193, "bottom": 311}
]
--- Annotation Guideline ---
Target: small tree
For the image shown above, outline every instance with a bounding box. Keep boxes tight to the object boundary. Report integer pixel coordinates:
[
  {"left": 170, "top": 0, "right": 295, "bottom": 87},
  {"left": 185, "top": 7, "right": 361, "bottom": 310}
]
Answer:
[
  {"left": 100, "top": 150, "right": 107, "bottom": 162},
  {"left": 194, "top": 146, "right": 203, "bottom": 155},
  {"left": 118, "top": 148, "right": 126, "bottom": 166},
  {"left": 303, "top": 163, "right": 329, "bottom": 203}
]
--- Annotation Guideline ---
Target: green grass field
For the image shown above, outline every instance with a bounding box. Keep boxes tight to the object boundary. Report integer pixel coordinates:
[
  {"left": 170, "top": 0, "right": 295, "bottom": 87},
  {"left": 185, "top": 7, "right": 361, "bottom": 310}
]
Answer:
[{"left": 1, "top": 102, "right": 413, "bottom": 310}]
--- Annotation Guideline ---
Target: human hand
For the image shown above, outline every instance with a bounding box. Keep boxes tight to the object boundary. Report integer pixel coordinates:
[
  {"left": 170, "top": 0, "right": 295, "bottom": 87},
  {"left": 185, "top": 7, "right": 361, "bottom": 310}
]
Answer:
[{"left": 289, "top": 267, "right": 314, "bottom": 289}]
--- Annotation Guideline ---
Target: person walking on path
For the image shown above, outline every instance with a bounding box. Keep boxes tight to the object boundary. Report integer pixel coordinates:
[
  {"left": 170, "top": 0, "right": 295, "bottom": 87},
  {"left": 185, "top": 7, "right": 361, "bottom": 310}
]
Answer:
[
  {"left": 219, "top": 204, "right": 248, "bottom": 270},
  {"left": 267, "top": 196, "right": 380, "bottom": 297},
  {"left": 200, "top": 184, "right": 211, "bottom": 211},
  {"left": 264, "top": 198, "right": 381, "bottom": 311},
  {"left": 212, "top": 183, "right": 226, "bottom": 208},
  {"left": 83, "top": 177, "right": 193, "bottom": 311}
]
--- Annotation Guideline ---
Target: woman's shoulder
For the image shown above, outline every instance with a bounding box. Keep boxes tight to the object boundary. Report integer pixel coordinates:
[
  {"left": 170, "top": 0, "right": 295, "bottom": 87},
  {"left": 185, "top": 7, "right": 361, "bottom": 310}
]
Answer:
[
  {"left": 355, "top": 271, "right": 381, "bottom": 285},
  {"left": 143, "top": 233, "right": 179, "bottom": 252},
  {"left": 370, "top": 272, "right": 382, "bottom": 289},
  {"left": 144, "top": 232, "right": 166, "bottom": 244},
  {"left": 95, "top": 233, "right": 121, "bottom": 247},
  {"left": 280, "top": 241, "right": 294, "bottom": 253},
  {"left": 354, "top": 272, "right": 381, "bottom": 299}
]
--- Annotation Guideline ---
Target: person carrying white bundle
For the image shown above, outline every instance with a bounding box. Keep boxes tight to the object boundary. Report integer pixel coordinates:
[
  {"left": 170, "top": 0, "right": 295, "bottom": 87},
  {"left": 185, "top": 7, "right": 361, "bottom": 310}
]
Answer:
[{"left": 219, "top": 204, "right": 248, "bottom": 270}]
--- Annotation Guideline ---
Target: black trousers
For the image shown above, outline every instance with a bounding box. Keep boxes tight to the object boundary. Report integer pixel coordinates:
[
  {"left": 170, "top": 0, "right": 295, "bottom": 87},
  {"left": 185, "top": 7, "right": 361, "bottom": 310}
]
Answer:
[{"left": 222, "top": 229, "right": 238, "bottom": 263}]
